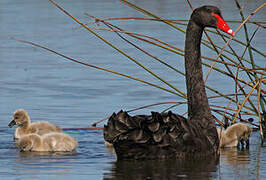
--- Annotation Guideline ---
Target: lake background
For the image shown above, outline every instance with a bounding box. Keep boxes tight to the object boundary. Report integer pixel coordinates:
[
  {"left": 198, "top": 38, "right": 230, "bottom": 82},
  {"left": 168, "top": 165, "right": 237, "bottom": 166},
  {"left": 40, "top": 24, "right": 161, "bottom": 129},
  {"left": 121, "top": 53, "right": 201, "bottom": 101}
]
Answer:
[{"left": 0, "top": 0, "right": 265, "bottom": 179}]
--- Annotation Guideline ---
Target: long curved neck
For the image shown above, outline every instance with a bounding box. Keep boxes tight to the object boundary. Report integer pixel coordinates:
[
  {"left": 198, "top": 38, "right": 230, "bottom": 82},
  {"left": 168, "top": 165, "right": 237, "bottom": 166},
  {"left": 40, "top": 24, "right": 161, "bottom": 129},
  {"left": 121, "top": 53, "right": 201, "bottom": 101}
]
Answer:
[{"left": 185, "top": 19, "right": 212, "bottom": 120}]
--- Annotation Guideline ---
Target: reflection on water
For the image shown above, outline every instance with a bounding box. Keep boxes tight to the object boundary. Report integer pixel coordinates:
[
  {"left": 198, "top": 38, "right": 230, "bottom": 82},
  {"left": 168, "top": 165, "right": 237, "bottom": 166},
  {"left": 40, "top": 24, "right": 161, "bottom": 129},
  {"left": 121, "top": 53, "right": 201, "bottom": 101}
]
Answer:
[
  {"left": 220, "top": 148, "right": 250, "bottom": 168},
  {"left": 218, "top": 146, "right": 260, "bottom": 180},
  {"left": 104, "top": 138, "right": 264, "bottom": 180},
  {"left": 18, "top": 151, "right": 78, "bottom": 158},
  {"left": 104, "top": 133, "right": 266, "bottom": 179},
  {"left": 14, "top": 152, "right": 79, "bottom": 179},
  {"left": 104, "top": 157, "right": 218, "bottom": 180},
  {"left": 1, "top": 125, "right": 265, "bottom": 180},
  {"left": 1, "top": 0, "right": 266, "bottom": 179}
]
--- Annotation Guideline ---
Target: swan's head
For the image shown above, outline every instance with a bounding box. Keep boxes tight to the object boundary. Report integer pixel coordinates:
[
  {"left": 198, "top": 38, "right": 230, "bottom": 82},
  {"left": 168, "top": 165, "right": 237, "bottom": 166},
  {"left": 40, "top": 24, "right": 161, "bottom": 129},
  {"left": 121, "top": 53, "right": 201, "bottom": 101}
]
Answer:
[
  {"left": 192, "top": 5, "right": 234, "bottom": 36},
  {"left": 8, "top": 109, "right": 30, "bottom": 128},
  {"left": 18, "top": 137, "right": 33, "bottom": 152}
]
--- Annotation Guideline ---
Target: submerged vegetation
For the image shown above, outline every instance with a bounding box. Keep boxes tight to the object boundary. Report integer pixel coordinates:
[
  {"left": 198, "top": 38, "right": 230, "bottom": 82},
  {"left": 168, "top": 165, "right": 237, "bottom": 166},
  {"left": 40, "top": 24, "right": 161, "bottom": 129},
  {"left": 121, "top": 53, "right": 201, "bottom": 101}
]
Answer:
[{"left": 15, "top": 0, "right": 265, "bottom": 144}]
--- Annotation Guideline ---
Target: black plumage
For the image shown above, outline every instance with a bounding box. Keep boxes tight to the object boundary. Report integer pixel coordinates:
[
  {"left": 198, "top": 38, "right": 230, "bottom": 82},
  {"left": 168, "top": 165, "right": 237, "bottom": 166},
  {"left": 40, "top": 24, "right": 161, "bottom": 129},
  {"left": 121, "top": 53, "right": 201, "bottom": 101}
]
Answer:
[{"left": 104, "top": 5, "right": 233, "bottom": 160}]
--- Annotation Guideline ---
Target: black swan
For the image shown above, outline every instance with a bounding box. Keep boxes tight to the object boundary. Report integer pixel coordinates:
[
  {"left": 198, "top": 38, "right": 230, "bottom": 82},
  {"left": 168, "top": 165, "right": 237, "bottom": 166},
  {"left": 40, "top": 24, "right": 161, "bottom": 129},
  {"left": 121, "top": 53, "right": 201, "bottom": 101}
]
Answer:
[{"left": 104, "top": 5, "right": 234, "bottom": 160}]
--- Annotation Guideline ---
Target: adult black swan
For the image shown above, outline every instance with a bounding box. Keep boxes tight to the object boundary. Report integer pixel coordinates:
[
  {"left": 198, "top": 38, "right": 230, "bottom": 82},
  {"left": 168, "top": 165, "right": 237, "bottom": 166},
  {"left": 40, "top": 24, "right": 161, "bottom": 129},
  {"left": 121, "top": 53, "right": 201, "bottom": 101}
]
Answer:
[{"left": 104, "top": 5, "right": 234, "bottom": 160}]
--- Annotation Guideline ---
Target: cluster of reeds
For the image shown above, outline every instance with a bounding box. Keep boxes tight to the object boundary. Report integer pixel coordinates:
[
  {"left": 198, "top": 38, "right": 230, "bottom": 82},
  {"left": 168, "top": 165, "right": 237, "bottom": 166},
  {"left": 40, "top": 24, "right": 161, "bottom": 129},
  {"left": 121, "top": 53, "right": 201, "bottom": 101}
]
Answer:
[{"left": 16, "top": 0, "right": 265, "bottom": 144}]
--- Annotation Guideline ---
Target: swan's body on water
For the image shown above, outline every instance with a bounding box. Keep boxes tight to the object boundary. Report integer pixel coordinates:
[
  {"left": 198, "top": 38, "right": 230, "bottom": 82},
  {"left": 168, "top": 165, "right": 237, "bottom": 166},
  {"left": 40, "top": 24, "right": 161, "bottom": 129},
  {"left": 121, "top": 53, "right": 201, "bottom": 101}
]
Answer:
[{"left": 104, "top": 5, "right": 234, "bottom": 160}]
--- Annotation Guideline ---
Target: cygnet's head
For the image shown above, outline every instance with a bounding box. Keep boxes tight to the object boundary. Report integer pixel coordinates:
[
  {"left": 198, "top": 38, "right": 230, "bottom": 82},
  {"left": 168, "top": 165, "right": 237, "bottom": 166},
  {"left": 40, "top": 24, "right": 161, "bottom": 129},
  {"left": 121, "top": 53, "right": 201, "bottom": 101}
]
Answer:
[
  {"left": 8, "top": 109, "right": 30, "bottom": 128},
  {"left": 18, "top": 137, "right": 33, "bottom": 152},
  {"left": 242, "top": 126, "right": 252, "bottom": 141}
]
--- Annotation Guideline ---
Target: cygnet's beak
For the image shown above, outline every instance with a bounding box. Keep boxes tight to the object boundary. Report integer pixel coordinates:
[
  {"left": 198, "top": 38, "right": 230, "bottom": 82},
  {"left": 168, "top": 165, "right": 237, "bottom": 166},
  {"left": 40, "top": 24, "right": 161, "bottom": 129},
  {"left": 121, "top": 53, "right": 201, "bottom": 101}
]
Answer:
[{"left": 8, "top": 120, "right": 16, "bottom": 128}]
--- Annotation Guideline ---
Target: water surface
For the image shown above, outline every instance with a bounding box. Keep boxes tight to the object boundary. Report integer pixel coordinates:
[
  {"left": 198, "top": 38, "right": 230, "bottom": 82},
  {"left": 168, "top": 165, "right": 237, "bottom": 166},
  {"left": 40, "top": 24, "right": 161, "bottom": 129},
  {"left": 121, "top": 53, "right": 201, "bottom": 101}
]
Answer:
[{"left": 0, "top": 0, "right": 265, "bottom": 179}]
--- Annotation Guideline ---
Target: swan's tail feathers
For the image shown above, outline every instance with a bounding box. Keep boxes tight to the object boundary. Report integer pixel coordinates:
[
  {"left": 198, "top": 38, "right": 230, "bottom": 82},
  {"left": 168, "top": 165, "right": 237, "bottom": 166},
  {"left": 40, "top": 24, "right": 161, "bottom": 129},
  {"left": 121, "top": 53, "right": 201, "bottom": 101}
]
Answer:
[
  {"left": 104, "top": 110, "right": 191, "bottom": 144},
  {"left": 103, "top": 110, "right": 205, "bottom": 159},
  {"left": 104, "top": 112, "right": 126, "bottom": 143}
]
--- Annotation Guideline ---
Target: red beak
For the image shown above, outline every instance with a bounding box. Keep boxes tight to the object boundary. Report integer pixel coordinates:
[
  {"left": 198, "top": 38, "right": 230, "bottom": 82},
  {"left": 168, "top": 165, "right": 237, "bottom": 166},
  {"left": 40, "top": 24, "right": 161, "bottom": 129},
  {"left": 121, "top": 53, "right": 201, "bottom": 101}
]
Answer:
[{"left": 211, "top": 13, "right": 234, "bottom": 36}]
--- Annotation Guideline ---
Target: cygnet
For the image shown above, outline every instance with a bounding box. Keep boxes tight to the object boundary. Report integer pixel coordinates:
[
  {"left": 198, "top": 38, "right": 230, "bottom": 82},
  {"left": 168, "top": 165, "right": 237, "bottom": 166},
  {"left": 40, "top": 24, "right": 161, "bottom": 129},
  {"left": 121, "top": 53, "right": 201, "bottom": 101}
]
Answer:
[
  {"left": 17, "top": 132, "right": 78, "bottom": 152},
  {"left": 217, "top": 123, "right": 252, "bottom": 148},
  {"left": 8, "top": 109, "right": 62, "bottom": 140}
]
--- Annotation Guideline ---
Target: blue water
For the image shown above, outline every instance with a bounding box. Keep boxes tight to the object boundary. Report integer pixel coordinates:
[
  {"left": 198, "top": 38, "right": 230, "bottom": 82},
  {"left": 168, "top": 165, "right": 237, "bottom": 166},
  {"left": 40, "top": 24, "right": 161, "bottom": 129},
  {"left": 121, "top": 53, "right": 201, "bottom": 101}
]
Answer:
[{"left": 0, "top": 0, "right": 265, "bottom": 179}]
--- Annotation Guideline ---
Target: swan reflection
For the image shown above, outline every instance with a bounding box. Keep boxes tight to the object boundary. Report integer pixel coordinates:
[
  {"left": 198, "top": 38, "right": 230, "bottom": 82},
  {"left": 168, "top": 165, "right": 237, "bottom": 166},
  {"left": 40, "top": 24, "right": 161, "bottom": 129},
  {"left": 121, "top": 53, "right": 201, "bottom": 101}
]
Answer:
[{"left": 104, "top": 157, "right": 218, "bottom": 180}]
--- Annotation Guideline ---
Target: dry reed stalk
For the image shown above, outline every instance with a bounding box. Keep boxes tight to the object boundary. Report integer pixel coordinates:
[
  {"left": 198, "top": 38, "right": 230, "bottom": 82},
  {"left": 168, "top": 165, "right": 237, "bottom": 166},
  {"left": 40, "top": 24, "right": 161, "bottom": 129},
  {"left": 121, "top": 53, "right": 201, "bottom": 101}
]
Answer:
[
  {"left": 90, "top": 15, "right": 186, "bottom": 98},
  {"left": 85, "top": 11, "right": 260, "bottom": 114},
  {"left": 204, "top": 3, "right": 265, "bottom": 82},
  {"left": 84, "top": 13, "right": 261, "bottom": 113},
  {"left": 211, "top": 104, "right": 254, "bottom": 115},
  {"left": 13, "top": 38, "right": 181, "bottom": 97},
  {"left": 82, "top": 16, "right": 266, "bottom": 25},
  {"left": 216, "top": 3, "right": 265, "bottom": 60},
  {"left": 120, "top": 0, "right": 185, "bottom": 32},
  {"left": 87, "top": 26, "right": 265, "bottom": 76},
  {"left": 234, "top": 64, "right": 244, "bottom": 123},
  {"left": 120, "top": 0, "right": 265, "bottom": 62},
  {"left": 84, "top": 16, "right": 266, "bottom": 58},
  {"left": 84, "top": 14, "right": 185, "bottom": 56},
  {"left": 15, "top": 4, "right": 258, "bottom": 129},
  {"left": 229, "top": 25, "right": 261, "bottom": 117},
  {"left": 63, "top": 127, "right": 103, "bottom": 131},
  {"left": 95, "top": 1, "right": 262, "bottom": 91},
  {"left": 49, "top": 0, "right": 188, "bottom": 99},
  {"left": 257, "top": 77, "right": 264, "bottom": 145},
  {"left": 91, "top": 101, "right": 186, "bottom": 126},
  {"left": 232, "top": 80, "right": 261, "bottom": 122},
  {"left": 83, "top": 17, "right": 188, "bottom": 26},
  {"left": 90, "top": 94, "right": 258, "bottom": 127},
  {"left": 235, "top": 0, "right": 255, "bottom": 76},
  {"left": 24, "top": 0, "right": 264, "bottom": 136}
]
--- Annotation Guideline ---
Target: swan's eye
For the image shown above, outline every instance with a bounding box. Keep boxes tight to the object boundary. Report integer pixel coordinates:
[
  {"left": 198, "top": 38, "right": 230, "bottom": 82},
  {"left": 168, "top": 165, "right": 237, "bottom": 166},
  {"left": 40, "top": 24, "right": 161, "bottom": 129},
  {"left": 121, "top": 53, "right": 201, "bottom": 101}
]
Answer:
[
  {"left": 206, "top": 8, "right": 212, "bottom": 13},
  {"left": 210, "top": 12, "right": 217, "bottom": 18}
]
